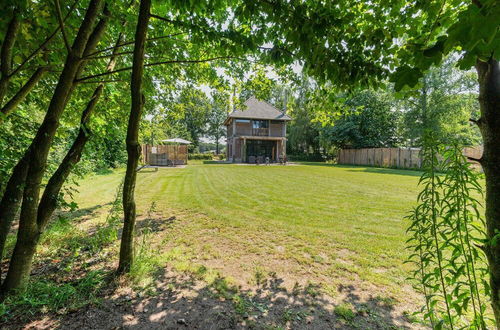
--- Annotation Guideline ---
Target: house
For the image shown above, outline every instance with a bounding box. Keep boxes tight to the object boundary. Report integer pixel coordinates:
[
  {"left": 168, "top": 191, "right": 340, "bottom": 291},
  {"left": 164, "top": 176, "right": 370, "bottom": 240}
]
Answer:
[{"left": 224, "top": 97, "right": 291, "bottom": 163}]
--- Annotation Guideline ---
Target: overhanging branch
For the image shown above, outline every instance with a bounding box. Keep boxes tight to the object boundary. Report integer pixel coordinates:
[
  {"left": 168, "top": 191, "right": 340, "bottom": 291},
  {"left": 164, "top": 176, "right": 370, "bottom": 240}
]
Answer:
[
  {"left": 85, "top": 33, "right": 185, "bottom": 58},
  {"left": 75, "top": 55, "right": 239, "bottom": 82},
  {"left": 54, "top": 0, "right": 71, "bottom": 52},
  {"left": 467, "top": 156, "right": 482, "bottom": 163}
]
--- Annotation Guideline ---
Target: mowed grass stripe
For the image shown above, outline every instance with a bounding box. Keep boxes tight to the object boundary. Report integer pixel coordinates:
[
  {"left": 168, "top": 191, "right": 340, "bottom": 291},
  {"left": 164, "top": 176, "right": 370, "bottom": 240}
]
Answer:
[{"left": 72, "top": 163, "right": 425, "bottom": 300}]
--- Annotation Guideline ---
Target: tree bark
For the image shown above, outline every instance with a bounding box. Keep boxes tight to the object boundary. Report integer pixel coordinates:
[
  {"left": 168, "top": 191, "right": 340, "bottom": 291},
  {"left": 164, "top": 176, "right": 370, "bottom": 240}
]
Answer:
[
  {"left": 475, "top": 58, "right": 500, "bottom": 325},
  {"left": 0, "top": 0, "right": 104, "bottom": 294},
  {"left": 117, "top": 0, "right": 151, "bottom": 274},
  {"left": 0, "top": 7, "right": 21, "bottom": 106}
]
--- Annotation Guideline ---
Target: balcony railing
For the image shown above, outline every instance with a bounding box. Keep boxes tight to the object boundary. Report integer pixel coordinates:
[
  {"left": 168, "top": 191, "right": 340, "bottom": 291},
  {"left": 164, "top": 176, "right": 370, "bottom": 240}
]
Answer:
[{"left": 252, "top": 128, "right": 269, "bottom": 136}]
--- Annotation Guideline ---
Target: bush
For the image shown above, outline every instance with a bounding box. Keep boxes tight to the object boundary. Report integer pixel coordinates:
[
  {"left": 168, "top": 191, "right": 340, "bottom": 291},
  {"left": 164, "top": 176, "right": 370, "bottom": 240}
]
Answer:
[
  {"left": 287, "top": 153, "right": 325, "bottom": 162},
  {"left": 188, "top": 153, "right": 213, "bottom": 160}
]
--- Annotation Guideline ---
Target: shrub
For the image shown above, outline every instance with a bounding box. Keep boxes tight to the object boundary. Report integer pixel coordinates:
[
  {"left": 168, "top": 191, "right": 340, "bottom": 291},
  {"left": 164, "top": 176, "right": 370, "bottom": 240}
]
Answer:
[
  {"left": 287, "top": 153, "right": 325, "bottom": 162},
  {"left": 188, "top": 153, "right": 213, "bottom": 160}
]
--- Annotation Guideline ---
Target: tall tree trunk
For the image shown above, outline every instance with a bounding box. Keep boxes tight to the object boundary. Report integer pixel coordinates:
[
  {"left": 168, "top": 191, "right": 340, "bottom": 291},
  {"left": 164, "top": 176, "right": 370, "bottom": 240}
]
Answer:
[
  {"left": 476, "top": 58, "right": 500, "bottom": 325},
  {"left": 37, "top": 29, "right": 123, "bottom": 232},
  {"left": 0, "top": 0, "right": 104, "bottom": 294},
  {"left": 117, "top": 0, "right": 151, "bottom": 274},
  {"left": 0, "top": 7, "right": 20, "bottom": 106},
  {"left": 36, "top": 86, "right": 103, "bottom": 230}
]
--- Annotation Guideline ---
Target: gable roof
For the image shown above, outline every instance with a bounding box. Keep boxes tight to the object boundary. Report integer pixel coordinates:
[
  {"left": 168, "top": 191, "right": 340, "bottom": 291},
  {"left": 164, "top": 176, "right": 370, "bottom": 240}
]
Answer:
[{"left": 224, "top": 97, "right": 291, "bottom": 125}]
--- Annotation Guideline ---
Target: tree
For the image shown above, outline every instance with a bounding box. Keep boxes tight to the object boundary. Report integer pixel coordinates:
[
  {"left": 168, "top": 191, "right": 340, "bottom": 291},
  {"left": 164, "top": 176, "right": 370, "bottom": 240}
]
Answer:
[
  {"left": 207, "top": 90, "right": 229, "bottom": 154},
  {"left": 322, "top": 90, "right": 401, "bottom": 149},
  {"left": 118, "top": 0, "right": 150, "bottom": 274},
  {"left": 285, "top": 78, "right": 322, "bottom": 156},
  {"left": 400, "top": 58, "right": 481, "bottom": 147}
]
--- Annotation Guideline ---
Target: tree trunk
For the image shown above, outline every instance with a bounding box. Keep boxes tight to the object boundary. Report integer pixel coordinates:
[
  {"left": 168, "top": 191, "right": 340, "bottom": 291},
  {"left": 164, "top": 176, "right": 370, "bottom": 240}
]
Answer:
[
  {"left": 0, "top": 7, "right": 20, "bottom": 106},
  {"left": 476, "top": 58, "right": 500, "bottom": 325},
  {"left": 0, "top": 156, "right": 28, "bottom": 279},
  {"left": 117, "top": 0, "right": 151, "bottom": 274},
  {"left": 0, "top": 0, "right": 104, "bottom": 294},
  {"left": 37, "top": 27, "right": 122, "bottom": 232},
  {"left": 36, "top": 86, "right": 103, "bottom": 230}
]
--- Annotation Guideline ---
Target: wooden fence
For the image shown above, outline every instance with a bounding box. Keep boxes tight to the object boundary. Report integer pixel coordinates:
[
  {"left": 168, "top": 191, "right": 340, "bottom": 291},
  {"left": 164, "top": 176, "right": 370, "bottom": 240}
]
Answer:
[
  {"left": 338, "top": 146, "right": 483, "bottom": 169},
  {"left": 141, "top": 144, "right": 188, "bottom": 166}
]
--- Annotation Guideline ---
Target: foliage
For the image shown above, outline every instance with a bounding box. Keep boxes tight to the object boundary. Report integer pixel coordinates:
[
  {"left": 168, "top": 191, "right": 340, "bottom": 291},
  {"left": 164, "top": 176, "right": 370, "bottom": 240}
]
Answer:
[
  {"left": 399, "top": 58, "right": 481, "bottom": 146},
  {"left": 321, "top": 90, "right": 401, "bottom": 149},
  {"left": 406, "top": 137, "right": 488, "bottom": 328},
  {"left": 206, "top": 90, "right": 229, "bottom": 154}
]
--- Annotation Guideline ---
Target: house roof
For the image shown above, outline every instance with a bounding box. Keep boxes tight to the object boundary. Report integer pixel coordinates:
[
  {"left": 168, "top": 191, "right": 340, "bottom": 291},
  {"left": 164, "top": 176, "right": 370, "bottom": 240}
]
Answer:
[{"left": 224, "top": 97, "right": 291, "bottom": 125}]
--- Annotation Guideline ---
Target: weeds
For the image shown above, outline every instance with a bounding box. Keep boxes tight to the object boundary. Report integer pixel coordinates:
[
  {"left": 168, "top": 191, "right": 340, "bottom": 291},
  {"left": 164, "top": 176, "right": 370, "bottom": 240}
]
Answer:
[
  {"left": 0, "top": 270, "right": 106, "bottom": 320},
  {"left": 334, "top": 303, "right": 355, "bottom": 321},
  {"left": 406, "top": 138, "right": 489, "bottom": 328}
]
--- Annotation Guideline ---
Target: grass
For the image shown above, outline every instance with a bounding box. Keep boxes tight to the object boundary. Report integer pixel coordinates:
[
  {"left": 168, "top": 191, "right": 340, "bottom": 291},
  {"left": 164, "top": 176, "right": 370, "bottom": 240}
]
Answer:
[
  {"left": 70, "top": 163, "right": 423, "bottom": 296},
  {"left": 1, "top": 162, "right": 431, "bottom": 326},
  {"left": 123, "top": 163, "right": 422, "bottom": 294}
]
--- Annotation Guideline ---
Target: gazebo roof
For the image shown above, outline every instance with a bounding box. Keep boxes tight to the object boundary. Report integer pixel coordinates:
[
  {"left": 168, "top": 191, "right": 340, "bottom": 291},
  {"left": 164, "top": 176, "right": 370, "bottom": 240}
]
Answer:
[{"left": 162, "top": 138, "right": 192, "bottom": 144}]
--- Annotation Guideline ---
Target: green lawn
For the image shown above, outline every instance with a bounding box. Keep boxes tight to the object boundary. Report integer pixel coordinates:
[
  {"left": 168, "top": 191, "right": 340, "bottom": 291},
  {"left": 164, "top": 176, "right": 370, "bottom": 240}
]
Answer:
[
  {"left": 4, "top": 162, "right": 432, "bottom": 328},
  {"left": 76, "top": 163, "right": 421, "bottom": 299}
]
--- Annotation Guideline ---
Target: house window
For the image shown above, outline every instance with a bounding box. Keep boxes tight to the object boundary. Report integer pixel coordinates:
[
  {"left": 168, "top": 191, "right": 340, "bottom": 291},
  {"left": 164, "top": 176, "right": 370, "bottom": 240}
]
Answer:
[
  {"left": 252, "top": 120, "right": 269, "bottom": 129},
  {"left": 235, "top": 119, "right": 250, "bottom": 123}
]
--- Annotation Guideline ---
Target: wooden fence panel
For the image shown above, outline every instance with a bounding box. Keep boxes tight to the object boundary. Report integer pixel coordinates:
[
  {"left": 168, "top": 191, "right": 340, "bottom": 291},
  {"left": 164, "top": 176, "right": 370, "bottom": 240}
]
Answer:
[
  {"left": 337, "top": 146, "right": 482, "bottom": 170},
  {"left": 141, "top": 144, "right": 188, "bottom": 165}
]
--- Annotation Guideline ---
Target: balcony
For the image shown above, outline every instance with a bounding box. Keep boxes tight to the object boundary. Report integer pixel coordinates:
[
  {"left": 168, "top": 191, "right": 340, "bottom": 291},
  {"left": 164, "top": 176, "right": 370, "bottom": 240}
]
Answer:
[{"left": 252, "top": 128, "right": 269, "bottom": 136}]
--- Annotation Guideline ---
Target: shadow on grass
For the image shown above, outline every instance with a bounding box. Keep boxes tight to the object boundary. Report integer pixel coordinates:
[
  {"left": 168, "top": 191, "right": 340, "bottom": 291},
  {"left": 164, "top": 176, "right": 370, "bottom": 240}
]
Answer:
[
  {"left": 0, "top": 207, "right": 421, "bottom": 329},
  {"left": 3, "top": 267, "right": 419, "bottom": 329}
]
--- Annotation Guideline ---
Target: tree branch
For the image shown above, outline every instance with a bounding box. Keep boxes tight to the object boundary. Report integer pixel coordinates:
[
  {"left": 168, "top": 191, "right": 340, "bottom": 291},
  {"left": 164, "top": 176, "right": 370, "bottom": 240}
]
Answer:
[
  {"left": 0, "top": 67, "right": 48, "bottom": 122},
  {"left": 84, "top": 51, "right": 134, "bottom": 60},
  {"left": 85, "top": 33, "right": 184, "bottom": 58},
  {"left": 149, "top": 13, "right": 174, "bottom": 24},
  {"left": 9, "top": 0, "right": 79, "bottom": 78},
  {"left": 469, "top": 117, "right": 482, "bottom": 127},
  {"left": 472, "top": 0, "right": 483, "bottom": 8},
  {"left": 54, "top": 0, "right": 71, "bottom": 53},
  {"left": 76, "top": 55, "right": 239, "bottom": 82},
  {"left": 78, "top": 79, "right": 128, "bottom": 84},
  {"left": 467, "top": 156, "right": 483, "bottom": 163}
]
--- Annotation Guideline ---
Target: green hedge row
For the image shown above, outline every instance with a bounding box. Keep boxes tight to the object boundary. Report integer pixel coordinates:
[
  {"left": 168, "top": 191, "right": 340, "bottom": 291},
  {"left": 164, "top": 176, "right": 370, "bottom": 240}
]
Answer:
[{"left": 188, "top": 153, "right": 213, "bottom": 160}]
